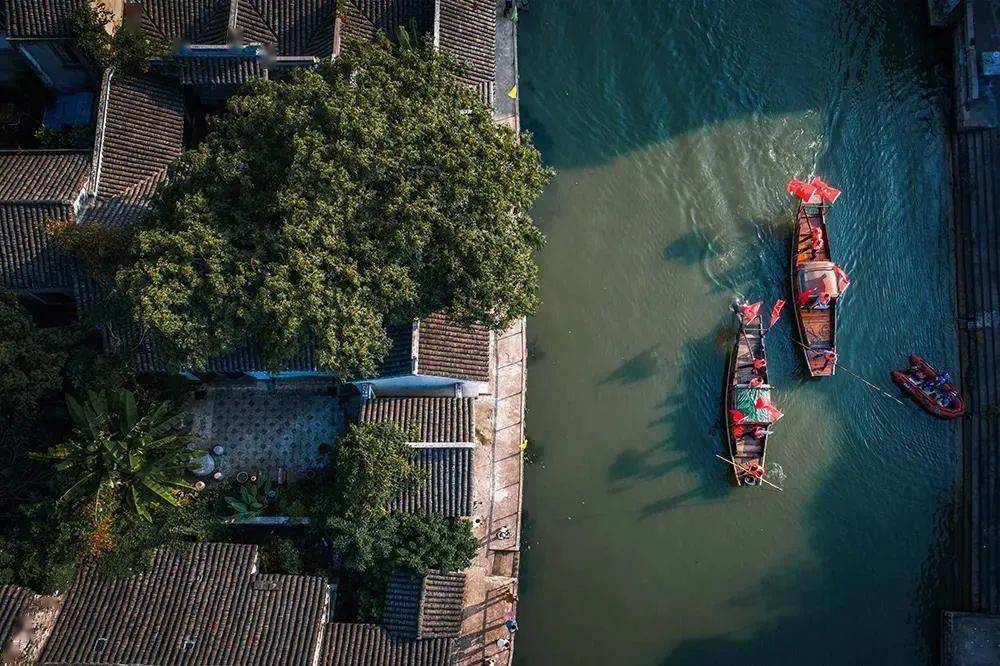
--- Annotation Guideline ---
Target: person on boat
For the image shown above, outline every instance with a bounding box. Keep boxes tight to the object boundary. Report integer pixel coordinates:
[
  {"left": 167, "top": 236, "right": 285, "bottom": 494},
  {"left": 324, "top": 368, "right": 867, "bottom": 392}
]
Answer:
[
  {"left": 753, "top": 426, "right": 769, "bottom": 440},
  {"left": 810, "top": 292, "right": 832, "bottom": 310},
  {"left": 749, "top": 376, "right": 763, "bottom": 388},
  {"left": 810, "top": 228, "right": 824, "bottom": 257},
  {"left": 753, "top": 358, "right": 766, "bottom": 372}
]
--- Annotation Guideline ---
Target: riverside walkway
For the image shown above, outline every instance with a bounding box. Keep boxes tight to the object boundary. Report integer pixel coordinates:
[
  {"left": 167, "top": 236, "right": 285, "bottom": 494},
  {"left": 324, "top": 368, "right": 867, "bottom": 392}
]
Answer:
[
  {"left": 952, "top": 128, "right": 1000, "bottom": 613},
  {"left": 452, "top": 3, "right": 525, "bottom": 664}
]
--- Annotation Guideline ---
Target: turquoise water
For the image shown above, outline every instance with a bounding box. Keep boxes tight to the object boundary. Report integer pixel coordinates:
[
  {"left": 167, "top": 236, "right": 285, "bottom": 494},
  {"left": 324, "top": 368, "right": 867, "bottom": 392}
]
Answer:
[{"left": 516, "top": 2, "right": 956, "bottom": 664}]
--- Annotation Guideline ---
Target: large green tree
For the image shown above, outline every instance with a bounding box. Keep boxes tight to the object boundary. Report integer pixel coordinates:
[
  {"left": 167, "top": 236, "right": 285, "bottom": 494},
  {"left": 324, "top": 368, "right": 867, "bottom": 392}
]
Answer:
[
  {"left": 118, "top": 36, "right": 551, "bottom": 377},
  {"left": 0, "top": 291, "right": 70, "bottom": 421}
]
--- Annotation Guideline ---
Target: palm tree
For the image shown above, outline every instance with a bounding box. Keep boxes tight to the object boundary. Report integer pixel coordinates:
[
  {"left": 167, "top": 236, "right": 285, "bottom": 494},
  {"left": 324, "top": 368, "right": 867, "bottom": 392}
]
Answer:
[{"left": 34, "top": 389, "right": 199, "bottom": 522}]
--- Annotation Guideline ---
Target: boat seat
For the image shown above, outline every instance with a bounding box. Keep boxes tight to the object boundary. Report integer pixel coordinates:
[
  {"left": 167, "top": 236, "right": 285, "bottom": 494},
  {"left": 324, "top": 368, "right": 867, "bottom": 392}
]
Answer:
[{"left": 797, "top": 261, "right": 840, "bottom": 297}]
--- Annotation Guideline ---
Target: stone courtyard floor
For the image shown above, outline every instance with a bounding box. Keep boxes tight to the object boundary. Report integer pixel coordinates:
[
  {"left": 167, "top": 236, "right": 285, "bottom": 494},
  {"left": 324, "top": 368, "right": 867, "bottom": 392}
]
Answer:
[{"left": 188, "top": 380, "right": 346, "bottom": 481}]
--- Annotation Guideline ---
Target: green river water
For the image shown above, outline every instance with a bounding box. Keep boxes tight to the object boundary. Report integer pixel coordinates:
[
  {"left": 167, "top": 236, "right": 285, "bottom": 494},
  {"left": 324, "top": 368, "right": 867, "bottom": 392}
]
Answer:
[{"left": 515, "top": 2, "right": 956, "bottom": 664}]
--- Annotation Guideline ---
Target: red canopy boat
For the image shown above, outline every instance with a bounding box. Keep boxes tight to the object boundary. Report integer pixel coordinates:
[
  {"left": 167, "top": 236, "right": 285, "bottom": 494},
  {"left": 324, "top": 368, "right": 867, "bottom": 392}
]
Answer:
[{"left": 890, "top": 355, "right": 965, "bottom": 419}]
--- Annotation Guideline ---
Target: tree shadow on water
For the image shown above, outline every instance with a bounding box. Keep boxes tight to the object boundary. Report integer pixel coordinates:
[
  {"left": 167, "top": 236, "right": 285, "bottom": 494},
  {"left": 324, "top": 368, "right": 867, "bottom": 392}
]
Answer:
[
  {"left": 607, "top": 329, "right": 736, "bottom": 519},
  {"left": 601, "top": 344, "right": 662, "bottom": 385}
]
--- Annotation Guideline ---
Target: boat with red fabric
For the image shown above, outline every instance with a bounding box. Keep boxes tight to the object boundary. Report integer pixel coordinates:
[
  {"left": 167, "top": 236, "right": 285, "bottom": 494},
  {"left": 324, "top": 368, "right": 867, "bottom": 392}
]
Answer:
[
  {"left": 891, "top": 354, "right": 965, "bottom": 419},
  {"left": 724, "top": 302, "right": 783, "bottom": 487}
]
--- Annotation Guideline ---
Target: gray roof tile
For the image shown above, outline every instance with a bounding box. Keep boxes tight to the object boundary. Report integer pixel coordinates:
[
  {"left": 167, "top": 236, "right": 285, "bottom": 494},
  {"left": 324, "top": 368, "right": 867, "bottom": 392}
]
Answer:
[
  {"left": 319, "top": 622, "right": 453, "bottom": 665},
  {"left": 177, "top": 51, "right": 265, "bottom": 84},
  {"left": 0, "top": 151, "right": 89, "bottom": 203},
  {"left": 3, "top": 0, "right": 88, "bottom": 38},
  {"left": 359, "top": 397, "right": 474, "bottom": 443},
  {"left": 392, "top": 447, "right": 472, "bottom": 516},
  {"left": 382, "top": 570, "right": 465, "bottom": 641},
  {"left": 416, "top": 313, "right": 490, "bottom": 382},
  {"left": 93, "top": 70, "right": 185, "bottom": 198},
  {"left": 437, "top": 0, "right": 495, "bottom": 89},
  {"left": 0, "top": 203, "right": 79, "bottom": 291},
  {"left": 38, "top": 543, "right": 327, "bottom": 665},
  {"left": 0, "top": 585, "right": 31, "bottom": 652}
]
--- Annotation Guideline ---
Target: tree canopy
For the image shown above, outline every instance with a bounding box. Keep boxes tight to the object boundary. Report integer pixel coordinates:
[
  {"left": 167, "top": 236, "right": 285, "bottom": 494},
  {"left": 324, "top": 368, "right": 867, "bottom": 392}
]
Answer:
[
  {"left": 118, "top": 37, "right": 551, "bottom": 377},
  {"left": 0, "top": 291, "right": 70, "bottom": 421}
]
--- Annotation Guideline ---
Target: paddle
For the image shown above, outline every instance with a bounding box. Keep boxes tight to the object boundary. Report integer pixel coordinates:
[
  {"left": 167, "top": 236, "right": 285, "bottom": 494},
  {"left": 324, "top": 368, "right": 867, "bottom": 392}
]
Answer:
[
  {"left": 715, "top": 454, "right": 784, "bottom": 492},
  {"left": 787, "top": 337, "right": 906, "bottom": 407}
]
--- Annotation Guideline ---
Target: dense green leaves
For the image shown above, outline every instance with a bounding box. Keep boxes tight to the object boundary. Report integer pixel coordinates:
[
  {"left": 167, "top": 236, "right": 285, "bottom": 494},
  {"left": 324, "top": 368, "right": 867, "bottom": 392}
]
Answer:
[
  {"left": 33, "top": 389, "right": 198, "bottom": 523},
  {"left": 70, "top": 5, "right": 167, "bottom": 75},
  {"left": 119, "top": 37, "right": 551, "bottom": 377},
  {"left": 0, "top": 291, "right": 71, "bottom": 421}
]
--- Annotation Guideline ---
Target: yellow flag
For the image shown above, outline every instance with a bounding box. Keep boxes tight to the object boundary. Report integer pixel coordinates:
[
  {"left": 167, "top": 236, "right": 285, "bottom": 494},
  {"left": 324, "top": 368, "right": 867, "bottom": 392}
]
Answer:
[{"left": 507, "top": 85, "right": 518, "bottom": 99}]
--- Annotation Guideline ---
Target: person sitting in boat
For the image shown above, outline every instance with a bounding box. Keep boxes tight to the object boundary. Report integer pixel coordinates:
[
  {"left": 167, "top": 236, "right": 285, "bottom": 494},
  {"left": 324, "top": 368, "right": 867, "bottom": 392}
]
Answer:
[
  {"left": 810, "top": 228, "right": 824, "bottom": 257},
  {"left": 749, "top": 376, "right": 763, "bottom": 389},
  {"left": 753, "top": 358, "right": 766, "bottom": 372},
  {"left": 938, "top": 390, "right": 957, "bottom": 408},
  {"left": 810, "top": 292, "right": 832, "bottom": 310}
]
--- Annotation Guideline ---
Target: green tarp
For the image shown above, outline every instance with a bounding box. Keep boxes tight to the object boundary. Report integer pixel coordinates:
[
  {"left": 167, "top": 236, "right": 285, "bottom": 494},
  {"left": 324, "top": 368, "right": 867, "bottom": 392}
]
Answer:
[{"left": 732, "top": 386, "right": 773, "bottom": 423}]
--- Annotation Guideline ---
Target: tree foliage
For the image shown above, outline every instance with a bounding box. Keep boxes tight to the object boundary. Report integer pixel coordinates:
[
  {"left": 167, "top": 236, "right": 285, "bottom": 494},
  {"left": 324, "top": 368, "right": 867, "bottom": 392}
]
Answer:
[
  {"left": 0, "top": 291, "right": 71, "bottom": 421},
  {"left": 70, "top": 5, "right": 167, "bottom": 75},
  {"left": 118, "top": 36, "right": 551, "bottom": 377},
  {"left": 33, "top": 390, "right": 198, "bottom": 524}
]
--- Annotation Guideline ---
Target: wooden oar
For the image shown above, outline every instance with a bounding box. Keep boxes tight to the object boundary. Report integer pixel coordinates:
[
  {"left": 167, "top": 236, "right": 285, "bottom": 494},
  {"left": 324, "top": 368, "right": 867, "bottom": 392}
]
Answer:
[
  {"left": 715, "top": 454, "right": 784, "bottom": 492},
  {"left": 788, "top": 337, "right": 906, "bottom": 407}
]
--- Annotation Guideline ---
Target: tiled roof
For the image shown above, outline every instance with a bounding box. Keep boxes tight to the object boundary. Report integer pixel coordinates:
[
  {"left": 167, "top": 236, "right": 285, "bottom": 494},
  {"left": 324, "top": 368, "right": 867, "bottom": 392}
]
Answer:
[
  {"left": 359, "top": 397, "right": 475, "bottom": 443},
  {"left": 382, "top": 570, "right": 465, "bottom": 641},
  {"left": 177, "top": 52, "right": 265, "bottom": 85},
  {"left": 136, "top": 0, "right": 338, "bottom": 56},
  {"left": 0, "top": 151, "right": 89, "bottom": 203},
  {"left": 393, "top": 447, "right": 472, "bottom": 516},
  {"left": 81, "top": 167, "right": 166, "bottom": 228},
  {"left": 376, "top": 321, "right": 416, "bottom": 377},
  {"left": 234, "top": 0, "right": 337, "bottom": 56},
  {"left": 0, "top": 203, "right": 79, "bottom": 291},
  {"left": 319, "top": 623, "right": 453, "bottom": 666},
  {"left": 415, "top": 572, "right": 465, "bottom": 638},
  {"left": 339, "top": 0, "right": 434, "bottom": 43},
  {"left": 138, "top": 0, "right": 232, "bottom": 44},
  {"left": 0, "top": 585, "right": 31, "bottom": 652},
  {"left": 38, "top": 543, "right": 327, "bottom": 665},
  {"left": 92, "top": 70, "right": 185, "bottom": 199},
  {"left": 416, "top": 313, "right": 490, "bottom": 382},
  {"left": 3, "top": 0, "right": 88, "bottom": 38},
  {"left": 437, "top": 0, "right": 495, "bottom": 101}
]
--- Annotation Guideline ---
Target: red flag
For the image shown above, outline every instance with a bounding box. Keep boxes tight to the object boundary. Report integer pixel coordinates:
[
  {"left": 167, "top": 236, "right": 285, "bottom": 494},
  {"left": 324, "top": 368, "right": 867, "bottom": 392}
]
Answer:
[
  {"left": 732, "top": 424, "right": 747, "bottom": 437},
  {"left": 797, "top": 287, "right": 818, "bottom": 306},
  {"left": 786, "top": 178, "right": 818, "bottom": 201},
  {"left": 754, "top": 396, "right": 784, "bottom": 422},
  {"left": 833, "top": 265, "right": 851, "bottom": 293},
  {"left": 769, "top": 299, "right": 786, "bottom": 328},
  {"left": 729, "top": 408, "right": 747, "bottom": 424},
  {"left": 740, "top": 301, "right": 762, "bottom": 324},
  {"left": 810, "top": 177, "right": 841, "bottom": 204}
]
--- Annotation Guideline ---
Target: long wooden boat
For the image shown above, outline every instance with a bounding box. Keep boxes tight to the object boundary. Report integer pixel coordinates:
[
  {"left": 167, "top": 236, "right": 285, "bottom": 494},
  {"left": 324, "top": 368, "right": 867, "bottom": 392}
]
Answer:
[
  {"left": 724, "top": 309, "right": 772, "bottom": 487},
  {"left": 791, "top": 197, "right": 838, "bottom": 377},
  {"left": 891, "top": 354, "right": 965, "bottom": 419}
]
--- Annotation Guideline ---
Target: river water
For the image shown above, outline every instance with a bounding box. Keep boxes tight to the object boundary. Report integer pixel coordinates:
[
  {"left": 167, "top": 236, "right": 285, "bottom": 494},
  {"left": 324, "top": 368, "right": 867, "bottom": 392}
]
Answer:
[{"left": 516, "top": 2, "right": 956, "bottom": 664}]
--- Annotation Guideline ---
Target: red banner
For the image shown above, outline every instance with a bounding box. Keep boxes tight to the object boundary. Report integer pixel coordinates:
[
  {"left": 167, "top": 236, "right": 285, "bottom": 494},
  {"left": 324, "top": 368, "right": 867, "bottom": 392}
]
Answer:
[
  {"left": 740, "top": 301, "right": 763, "bottom": 324},
  {"left": 810, "top": 177, "right": 841, "bottom": 204},
  {"left": 729, "top": 408, "right": 747, "bottom": 424},
  {"left": 769, "top": 299, "right": 786, "bottom": 328},
  {"left": 786, "top": 178, "right": 818, "bottom": 201}
]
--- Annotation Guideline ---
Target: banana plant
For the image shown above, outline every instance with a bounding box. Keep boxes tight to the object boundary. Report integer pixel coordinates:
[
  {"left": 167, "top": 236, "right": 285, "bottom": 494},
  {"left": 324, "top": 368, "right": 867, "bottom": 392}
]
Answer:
[
  {"left": 224, "top": 476, "right": 274, "bottom": 521},
  {"left": 33, "top": 389, "right": 199, "bottom": 522}
]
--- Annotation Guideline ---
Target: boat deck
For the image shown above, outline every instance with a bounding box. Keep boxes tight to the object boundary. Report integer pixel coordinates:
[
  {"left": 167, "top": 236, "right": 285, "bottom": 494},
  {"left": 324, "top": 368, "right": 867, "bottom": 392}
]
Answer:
[{"left": 792, "top": 204, "right": 836, "bottom": 376}]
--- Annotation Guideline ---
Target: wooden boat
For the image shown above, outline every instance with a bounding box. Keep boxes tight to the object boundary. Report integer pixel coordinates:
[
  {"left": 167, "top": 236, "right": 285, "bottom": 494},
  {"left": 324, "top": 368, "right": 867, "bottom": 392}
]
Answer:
[
  {"left": 790, "top": 196, "right": 839, "bottom": 377},
  {"left": 891, "top": 354, "right": 965, "bottom": 419},
  {"left": 724, "top": 308, "right": 775, "bottom": 487}
]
